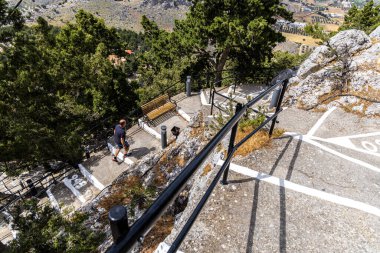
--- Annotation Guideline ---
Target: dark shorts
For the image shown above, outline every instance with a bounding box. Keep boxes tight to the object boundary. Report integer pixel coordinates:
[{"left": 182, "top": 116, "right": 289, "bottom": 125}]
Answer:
[{"left": 116, "top": 140, "right": 129, "bottom": 149}]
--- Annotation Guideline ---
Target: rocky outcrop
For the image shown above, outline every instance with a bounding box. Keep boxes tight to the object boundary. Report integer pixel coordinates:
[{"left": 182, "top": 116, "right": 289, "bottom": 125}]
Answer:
[
  {"left": 295, "top": 30, "right": 371, "bottom": 79},
  {"left": 141, "top": 0, "right": 191, "bottom": 9},
  {"left": 287, "top": 27, "right": 380, "bottom": 116},
  {"left": 369, "top": 26, "right": 380, "bottom": 39}
]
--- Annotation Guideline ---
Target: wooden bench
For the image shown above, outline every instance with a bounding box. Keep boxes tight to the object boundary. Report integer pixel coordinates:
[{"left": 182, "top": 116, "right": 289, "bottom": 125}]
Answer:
[{"left": 141, "top": 94, "right": 177, "bottom": 124}]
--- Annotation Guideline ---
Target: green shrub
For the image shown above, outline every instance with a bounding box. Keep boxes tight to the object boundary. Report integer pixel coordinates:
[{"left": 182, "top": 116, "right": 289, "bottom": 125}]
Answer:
[{"left": 7, "top": 200, "right": 105, "bottom": 253}]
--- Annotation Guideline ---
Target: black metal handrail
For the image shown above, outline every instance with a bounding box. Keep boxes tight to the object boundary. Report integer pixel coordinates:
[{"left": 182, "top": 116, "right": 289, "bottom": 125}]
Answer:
[
  {"left": 106, "top": 78, "right": 289, "bottom": 253},
  {"left": 0, "top": 165, "right": 73, "bottom": 213}
]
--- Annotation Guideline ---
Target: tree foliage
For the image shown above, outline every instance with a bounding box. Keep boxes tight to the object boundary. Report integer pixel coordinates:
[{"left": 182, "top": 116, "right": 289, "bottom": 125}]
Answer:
[
  {"left": 268, "top": 51, "right": 309, "bottom": 73},
  {"left": 304, "top": 23, "right": 334, "bottom": 43},
  {"left": 0, "top": 0, "right": 24, "bottom": 43},
  {"left": 340, "top": 0, "right": 380, "bottom": 33},
  {"left": 7, "top": 200, "right": 104, "bottom": 253},
  {"left": 139, "top": 0, "right": 293, "bottom": 89},
  {"left": 0, "top": 10, "right": 138, "bottom": 174}
]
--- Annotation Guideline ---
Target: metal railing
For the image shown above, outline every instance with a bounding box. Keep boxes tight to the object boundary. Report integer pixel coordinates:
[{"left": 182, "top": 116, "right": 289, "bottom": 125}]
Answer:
[
  {"left": 0, "top": 164, "right": 74, "bottom": 213},
  {"left": 208, "top": 69, "right": 277, "bottom": 115},
  {"left": 106, "top": 78, "right": 289, "bottom": 253}
]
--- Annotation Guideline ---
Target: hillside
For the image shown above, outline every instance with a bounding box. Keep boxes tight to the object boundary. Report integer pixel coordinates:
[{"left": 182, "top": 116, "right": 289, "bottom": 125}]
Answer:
[{"left": 6, "top": 0, "right": 189, "bottom": 30}]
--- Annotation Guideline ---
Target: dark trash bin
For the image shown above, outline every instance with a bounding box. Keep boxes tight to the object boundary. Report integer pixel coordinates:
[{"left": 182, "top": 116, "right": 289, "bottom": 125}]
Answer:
[
  {"left": 26, "top": 179, "right": 37, "bottom": 196},
  {"left": 171, "top": 126, "right": 180, "bottom": 139}
]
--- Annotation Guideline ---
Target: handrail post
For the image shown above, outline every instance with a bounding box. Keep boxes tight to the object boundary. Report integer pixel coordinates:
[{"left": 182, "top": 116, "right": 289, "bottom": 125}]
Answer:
[
  {"left": 269, "top": 79, "right": 288, "bottom": 137},
  {"left": 208, "top": 75, "right": 213, "bottom": 104},
  {"left": 222, "top": 103, "right": 243, "bottom": 185},
  {"left": 210, "top": 90, "right": 215, "bottom": 115},
  {"left": 109, "top": 205, "right": 129, "bottom": 243}
]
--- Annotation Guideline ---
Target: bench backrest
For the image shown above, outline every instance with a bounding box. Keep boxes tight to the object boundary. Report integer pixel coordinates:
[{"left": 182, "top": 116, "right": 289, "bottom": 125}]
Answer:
[{"left": 141, "top": 94, "right": 170, "bottom": 115}]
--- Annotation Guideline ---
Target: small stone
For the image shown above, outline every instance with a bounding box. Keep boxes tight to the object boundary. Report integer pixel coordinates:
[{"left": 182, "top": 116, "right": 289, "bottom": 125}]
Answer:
[
  {"left": 352, "top": 104, "right": 364, "bottom": 112},
  {"left": 366, "top": 104, "right": 380, "bottom": 116}
]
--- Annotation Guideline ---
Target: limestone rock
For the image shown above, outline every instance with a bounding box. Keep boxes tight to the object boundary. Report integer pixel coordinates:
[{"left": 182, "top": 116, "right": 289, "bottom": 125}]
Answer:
[
  {"left": 270, "top": 68, "right": 296, "bottom": 86},
  {"left": 287, "top": 26, "right": 380, "bottom": 116},
  {"left": 369, "top": 26, "right": 380, "bottom": 39},
  {"left": 352, "top": 104, "right": 364, "bottom": 113},
  {"left": 296, "top": 30, "right": 371, "bottom": 79},
  {"left": 328, "top": 29, "right": 371, "bottom": 55},
  {"left": 297, "top": 45, "right": 333, "bottom": 78},
  {"left": 366, "top": 104, "right": 380, "bottom": 116}
]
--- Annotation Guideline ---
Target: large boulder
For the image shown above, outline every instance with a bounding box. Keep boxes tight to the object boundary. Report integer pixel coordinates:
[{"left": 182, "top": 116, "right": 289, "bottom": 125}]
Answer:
[
  {"left": 296, "top": 30, "right": 371, "bottom": 78},
  {"left": 328, "top": 29, "right": 371, "bottom": 55},
  {"left": 369, "top": 26, "right": 380, "bottom": 39},
  {"left": 288, "top": 27, "right": 380, "bottom": 116}
]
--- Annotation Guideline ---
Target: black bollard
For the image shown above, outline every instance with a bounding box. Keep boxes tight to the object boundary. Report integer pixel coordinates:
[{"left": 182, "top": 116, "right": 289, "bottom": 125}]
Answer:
[
  {"left": 108, "top": 205, "right": 129, "bottom": 243},
  {"left": 186, "top": 76, "right": 191, "bottom": 97},
  {"left": 85, "top": 145, "right": 90, "bottom": 159},
  {"left": 161, "top": 125, "right": 167, "bottom": 149}
]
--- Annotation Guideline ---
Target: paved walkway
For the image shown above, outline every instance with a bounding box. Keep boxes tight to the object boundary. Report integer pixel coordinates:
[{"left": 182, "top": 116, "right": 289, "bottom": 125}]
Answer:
[{"left": 179, "top": 107, "right": 380, "bottom": 252}]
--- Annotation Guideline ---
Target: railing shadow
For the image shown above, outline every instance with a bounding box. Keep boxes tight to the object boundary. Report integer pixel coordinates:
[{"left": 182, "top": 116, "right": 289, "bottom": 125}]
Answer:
[{"left": 244, "top": 135, "right": 302, "bottom": 253}]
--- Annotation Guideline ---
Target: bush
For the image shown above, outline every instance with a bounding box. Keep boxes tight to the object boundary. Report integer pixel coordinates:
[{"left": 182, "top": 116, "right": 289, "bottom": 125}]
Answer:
[{"left": 7, "top": 200, "right": 105, "bottom": 253}]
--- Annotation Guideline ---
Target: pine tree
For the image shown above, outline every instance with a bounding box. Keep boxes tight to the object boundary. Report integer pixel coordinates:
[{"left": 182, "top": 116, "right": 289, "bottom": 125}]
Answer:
[{"left": 340, "top": 0, "right": 380, "bottom": 33}]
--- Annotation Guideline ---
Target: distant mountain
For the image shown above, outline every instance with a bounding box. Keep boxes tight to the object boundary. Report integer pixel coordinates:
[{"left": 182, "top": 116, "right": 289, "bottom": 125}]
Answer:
[{"left": 6, "top": 0, "right": 189, "bottom": 30}]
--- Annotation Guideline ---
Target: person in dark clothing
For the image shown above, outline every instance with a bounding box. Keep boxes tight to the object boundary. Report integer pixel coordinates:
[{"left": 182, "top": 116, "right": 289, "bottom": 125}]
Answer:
[{"left": 112, "top": 119, "right": 130, "bottom": 162}]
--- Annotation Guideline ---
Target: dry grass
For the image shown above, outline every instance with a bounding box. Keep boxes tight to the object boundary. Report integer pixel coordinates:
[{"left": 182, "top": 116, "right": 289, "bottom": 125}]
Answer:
[
  {"left": 317, "top": 90, "right": 342, "bottom": 105},
  {"left": 141, "top": 215, "right": 175, "bottom": 253},
  {"left": 271, "top": 128, "right": 286, "bottom": 138},
  {"left": 357, "top": 61, "right": 380, "bottom": 72},
  {"left": 313, "top": 107, "right": 328, "bottom": 113},
  {"left": 316, "top": 87, "right": 380, "bottom": 117},
  {"left": 322, "top": 24, "right": 340, "bottom": 32},
  {"left": 282, "top": 33, "right": 320, "bottom": 46},
  {"left": 97, "top": 176, "right": 145, "bottom": 220},
  {"left": 149, "top": 147, "right": 191, "bottom": 186},
  {"left": 190, "top": 124, "right": 205, "bottom": 138},
  {"left": 201, "top": 164, "right": 212, "bottom": 177},
  {"left": 234, "top": 130, "right": 269, "bottom": 157},
  {"left": 233, "top": 126, "right": 284, "bottom": 157}
]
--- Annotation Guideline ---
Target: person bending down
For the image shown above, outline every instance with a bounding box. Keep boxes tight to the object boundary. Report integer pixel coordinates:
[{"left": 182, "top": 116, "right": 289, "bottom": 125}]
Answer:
[{"left": 112, "top": 119, "right": 131, "bottom": 162}]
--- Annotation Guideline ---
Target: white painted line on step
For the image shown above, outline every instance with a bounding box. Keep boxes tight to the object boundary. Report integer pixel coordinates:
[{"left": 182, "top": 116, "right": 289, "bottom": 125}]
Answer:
[
  {"left": 107, "top": 143, "right": 134, "bottom": 165},
  {"left": 285, "top": 132, "right": 380, "bottom": 173},
  {"left": 138, "top": 118, "right": 161, "bottom": 140},
  {"left": 222, "top": 92, "right": 247, "bottom": 101},
  {"left": 46, "top": 187, "right": 60, "bottom": 211},
  {"left": 307, "top": 106, "right": 336, "bottom": 137},
  {"left": 63, "top": 177, "right": 86, "bottom": 203},
  {"left": 2, "top": 211, "right": 17, "bottom": 239},
  {"left": 46, "top": 188, "right": 59, "bottom": 209},
  {"left": 154, "top": 242, "right": 184, "bottom": 253},
  {"left": 218, "top": 160, "right": 380, "bottom": 217},
  {"left": 78, "top": 164, "right": 105, "bottom": 190},
  {"left": 177, "top": 108, "right": 191, "bottom": 122},
  {"left": 200, "top": 89, "right": 211, "bottom": 106},
  {"left": 207, "top": 114, "right": 230, "bottom": 118}
]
